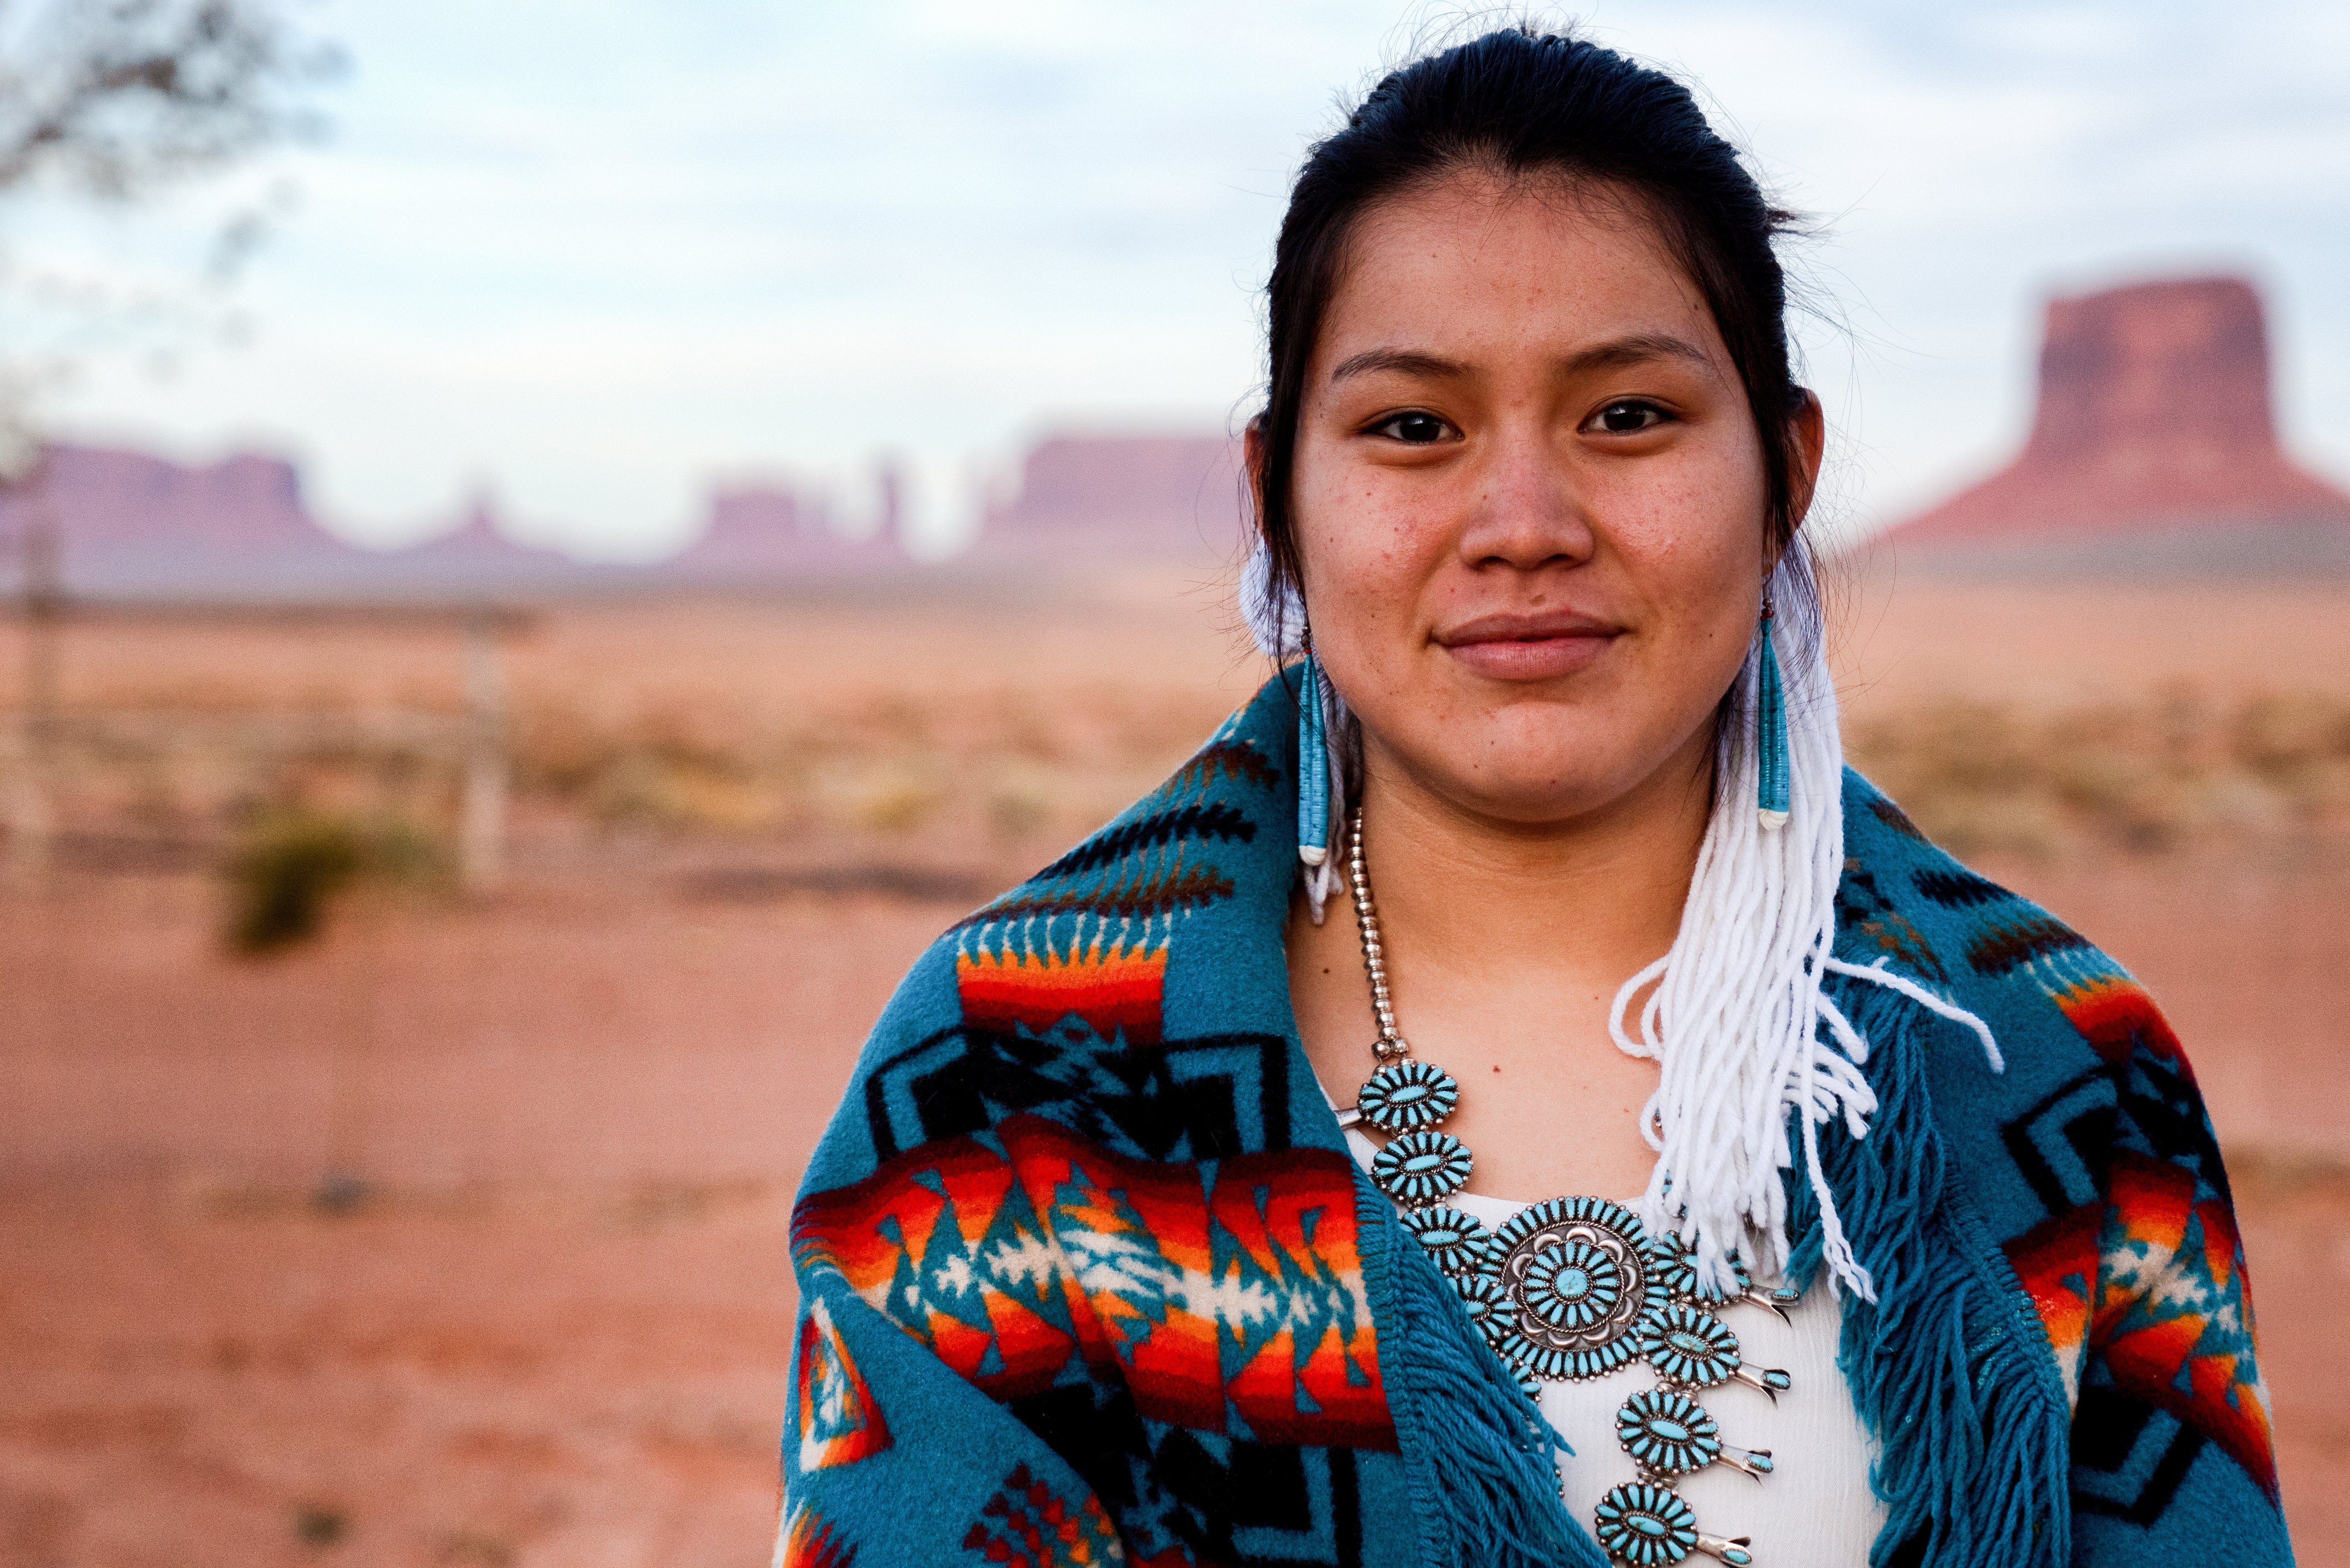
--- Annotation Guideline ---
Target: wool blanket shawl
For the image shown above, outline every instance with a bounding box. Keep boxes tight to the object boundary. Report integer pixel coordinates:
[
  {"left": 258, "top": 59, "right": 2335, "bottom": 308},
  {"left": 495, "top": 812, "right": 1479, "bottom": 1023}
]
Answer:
[{"left": 781, "top": 669, "right": 2291, "bottom": 1568}]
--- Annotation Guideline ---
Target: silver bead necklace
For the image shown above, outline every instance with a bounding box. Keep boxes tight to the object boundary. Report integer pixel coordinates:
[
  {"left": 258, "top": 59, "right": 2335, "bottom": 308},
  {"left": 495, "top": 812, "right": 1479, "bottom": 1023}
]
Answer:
[{"left": 1337, "top": 806, "right": 1793, "bottom": 1568}]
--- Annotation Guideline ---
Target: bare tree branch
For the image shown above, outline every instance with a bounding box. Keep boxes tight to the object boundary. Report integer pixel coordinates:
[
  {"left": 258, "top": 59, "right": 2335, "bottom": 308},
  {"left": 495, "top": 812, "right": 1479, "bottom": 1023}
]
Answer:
[
  {"left": 0, "top": 0, "right": 338, "bottom": 486},
  {"left": 0, "top": 0, "right": 339, "bottom": 200}
]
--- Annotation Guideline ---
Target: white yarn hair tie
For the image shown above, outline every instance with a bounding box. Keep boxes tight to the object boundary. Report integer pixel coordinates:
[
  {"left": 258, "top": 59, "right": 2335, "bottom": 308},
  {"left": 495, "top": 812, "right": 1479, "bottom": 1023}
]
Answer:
[
  {"left": 1240, "top": 541, "right": 1302, "bottom": 660},
  {"left": 1607, "top": 549, "right": 2001, "bottom": 1302},
  {"left": 1243, "top": 542, "right": 1346, "bottom": 922}
]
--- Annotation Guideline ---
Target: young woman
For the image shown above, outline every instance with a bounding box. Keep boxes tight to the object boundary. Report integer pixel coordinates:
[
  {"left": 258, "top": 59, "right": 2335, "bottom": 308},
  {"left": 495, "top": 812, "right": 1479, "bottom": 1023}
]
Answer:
[{"left": 779, "top": 29, "right": 2289, "bottom": 1568}]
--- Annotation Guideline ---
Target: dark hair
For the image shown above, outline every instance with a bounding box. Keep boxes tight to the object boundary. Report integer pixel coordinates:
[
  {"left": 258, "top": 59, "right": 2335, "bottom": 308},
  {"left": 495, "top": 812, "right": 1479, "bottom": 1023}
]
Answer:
[{"left": 1252, "top": 27, "right": 1811, "bottom": 620}]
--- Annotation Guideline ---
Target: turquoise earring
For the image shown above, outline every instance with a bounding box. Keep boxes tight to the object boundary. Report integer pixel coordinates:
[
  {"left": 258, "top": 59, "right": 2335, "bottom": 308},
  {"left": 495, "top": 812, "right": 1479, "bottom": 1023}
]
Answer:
[
  {"left": 1755, "top": 601, "right": 1790, "bottom": 831},
  {"left": 1297, "top": 647, "right": 1332, "bottom": 869}
]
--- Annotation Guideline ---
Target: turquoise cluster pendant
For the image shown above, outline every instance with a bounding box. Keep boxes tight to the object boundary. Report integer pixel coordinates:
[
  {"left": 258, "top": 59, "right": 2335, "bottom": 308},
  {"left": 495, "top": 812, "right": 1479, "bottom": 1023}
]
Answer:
[
  {"left": 1373, "top": 1181, "right": 1789, "bottom": 1567},
  {"left": 1340, "top": 809, "right": 1792, "bottom": 1568}
]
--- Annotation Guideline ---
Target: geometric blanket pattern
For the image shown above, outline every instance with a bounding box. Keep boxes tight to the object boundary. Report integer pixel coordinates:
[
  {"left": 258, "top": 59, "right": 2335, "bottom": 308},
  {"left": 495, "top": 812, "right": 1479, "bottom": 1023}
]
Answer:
[
  {"left": 793, "top": 1115, "right": 1392, "bottom": 1449},
  {"left": 1999, "top": 976, "right": 2276, "bottom": 1512},
  {"left": 1889, "top": 834, "right": 2282, "bottom": 1530},
  {"left": 782, "top": 674, "right": 2295, "bottom": 1568}
]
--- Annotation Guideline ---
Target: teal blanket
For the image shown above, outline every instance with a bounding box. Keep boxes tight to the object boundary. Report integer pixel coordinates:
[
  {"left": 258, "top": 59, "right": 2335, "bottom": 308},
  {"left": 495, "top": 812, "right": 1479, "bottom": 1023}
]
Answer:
[{"left": 780, "top": 671, "right": 2290, "bottom": 1567}]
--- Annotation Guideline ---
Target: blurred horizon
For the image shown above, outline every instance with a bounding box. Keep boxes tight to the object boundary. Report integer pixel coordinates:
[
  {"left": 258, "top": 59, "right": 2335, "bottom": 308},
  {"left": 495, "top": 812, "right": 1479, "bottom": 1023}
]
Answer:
[{"left": 4, "top": 0, "right": 2345, "bottom": 559}]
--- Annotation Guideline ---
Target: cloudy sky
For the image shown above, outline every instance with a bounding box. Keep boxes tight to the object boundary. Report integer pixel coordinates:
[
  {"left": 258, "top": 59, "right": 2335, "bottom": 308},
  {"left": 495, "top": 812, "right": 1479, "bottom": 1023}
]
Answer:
[{"left": 9, "top": 0, "right": 2348, "bottom": 558}]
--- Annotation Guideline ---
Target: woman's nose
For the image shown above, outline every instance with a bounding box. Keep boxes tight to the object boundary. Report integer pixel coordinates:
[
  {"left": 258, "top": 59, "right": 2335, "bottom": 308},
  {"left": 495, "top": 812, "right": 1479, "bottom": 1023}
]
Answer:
[{"left": 1452, "top": 428, "right": 1596, "bottom": 571}]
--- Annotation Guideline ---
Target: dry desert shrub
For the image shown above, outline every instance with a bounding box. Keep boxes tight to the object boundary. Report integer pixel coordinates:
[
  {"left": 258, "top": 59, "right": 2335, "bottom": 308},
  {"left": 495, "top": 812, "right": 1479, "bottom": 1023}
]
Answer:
[
  {"left": 221, "top": 809, "right": 447, "bottom": 953},
  {"left": 1847, "top": 689, "right": 2350, "bottom": 858},
  {"left": 18, "top": 628, "right": 2350, "bottom": 903},
  {"left": 497, "top": 680, "right": 1230, "bottom": 846}
]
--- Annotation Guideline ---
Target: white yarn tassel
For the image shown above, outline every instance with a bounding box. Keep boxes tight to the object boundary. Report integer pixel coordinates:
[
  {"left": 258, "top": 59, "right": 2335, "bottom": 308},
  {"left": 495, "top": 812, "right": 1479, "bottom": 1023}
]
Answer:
[
  {"left": 1243, "top": 543, "right": 1999, "bottom": 1286},
  {"left": 1242, "top": 542, "right": 1347, "bottom": 922},
  {"left": 1607, "top": 550, "right": 1996, "bottom": 1303}
]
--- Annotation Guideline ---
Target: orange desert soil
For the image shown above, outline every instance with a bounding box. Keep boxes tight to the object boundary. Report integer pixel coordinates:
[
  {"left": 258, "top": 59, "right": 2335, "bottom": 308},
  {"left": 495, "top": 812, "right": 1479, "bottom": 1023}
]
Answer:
[{"left": 3, "top": 577, "right": 2347, "bottom": 1566}]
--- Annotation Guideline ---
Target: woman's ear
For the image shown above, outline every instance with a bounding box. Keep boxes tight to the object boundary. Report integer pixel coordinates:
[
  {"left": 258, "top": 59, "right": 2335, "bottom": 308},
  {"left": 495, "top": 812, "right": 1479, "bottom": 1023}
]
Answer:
[{"left": 1786, "top": 389, "right": 1826, "bottom": 529}]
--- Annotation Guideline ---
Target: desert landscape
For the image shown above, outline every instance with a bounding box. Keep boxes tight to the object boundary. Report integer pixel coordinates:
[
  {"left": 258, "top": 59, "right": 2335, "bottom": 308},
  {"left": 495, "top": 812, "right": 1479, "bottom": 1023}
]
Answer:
[
  {"left": 1, "top": 563, "right": 2347, "bottom": 1567},
  {"left": 0, "top": 0, "right": 2331, "bottom": 1553}
]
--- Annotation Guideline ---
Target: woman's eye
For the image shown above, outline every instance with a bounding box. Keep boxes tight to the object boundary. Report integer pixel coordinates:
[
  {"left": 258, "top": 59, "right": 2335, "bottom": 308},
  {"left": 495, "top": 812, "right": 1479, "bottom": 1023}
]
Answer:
[
  {"left": 1590, "top": 400, "right": 1667, "bottom": 435},
  {"left": 1370, "top": 411, "right": 1454, "bottom": 444}
]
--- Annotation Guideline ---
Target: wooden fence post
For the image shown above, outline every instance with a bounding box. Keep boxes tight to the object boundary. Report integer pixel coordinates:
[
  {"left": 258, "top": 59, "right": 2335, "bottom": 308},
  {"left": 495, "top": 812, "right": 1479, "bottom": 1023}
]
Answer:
[
  {"left": 458, "top": 607, "right": 507, "bottom": 895},
  {"left": 6, "top": 511, "right": 58, "bottom": 882}
]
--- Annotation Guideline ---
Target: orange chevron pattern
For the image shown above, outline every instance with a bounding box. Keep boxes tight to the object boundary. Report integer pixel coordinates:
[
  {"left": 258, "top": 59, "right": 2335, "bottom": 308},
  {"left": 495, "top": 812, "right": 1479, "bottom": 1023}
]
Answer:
[
  {"left": 2094, "top": 1153, "right": 2275, "bottom": 1494},
  {"left": 795, "top": 1297, "right": 892, "bottom": 1473},
  {"left": 961, "top": 1462, "right": 1128, "bottom": 1567},
  {"left": 778, "top": 1503, "right": 860, "bottom": 1568},
  {"left": 957, "top": 946, "right": 1169, "bottom": 1047},
  {"left": 2054, "top": 975, "right": 2186, "bottom": 1071},
  {"left": 2003, "top": 1203, "right": 2100, "bottom": 1409},
  {"left": 2006, "top": 976, "right": 2277, "bottom": 1497},
  {"left": 794, "top": 1116, "right": 1395, "bottom": 1452}
]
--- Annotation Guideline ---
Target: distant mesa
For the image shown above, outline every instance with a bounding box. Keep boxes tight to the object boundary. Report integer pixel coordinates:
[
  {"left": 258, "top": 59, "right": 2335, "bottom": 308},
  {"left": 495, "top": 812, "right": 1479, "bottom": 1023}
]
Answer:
[
  {"left": 0, "top": 444, "right": 344, "bottom": 599},
  {"left": 661, "top": 472, "right": 902, "bottom": 583},
  {"left": 975, "top": 434, "right": 1248, "bottom": 562},
  {"left": 390, "top": 492, "right": 580, "bottom": 586},
  {"left": 0, "top": 427, "right": 1254, "bottom": 602},
  {"left": 0, "top": 446, "right": 623, "bottom": 600},
  {"left": 1879, "top": 275, "right": 2350, "bottom": 577},
  {"left": 10, "top": 444, "right": 325, "bottom": 557},
  {"left": 14, "top": 277, "right": 2343, "bottom": 601}
]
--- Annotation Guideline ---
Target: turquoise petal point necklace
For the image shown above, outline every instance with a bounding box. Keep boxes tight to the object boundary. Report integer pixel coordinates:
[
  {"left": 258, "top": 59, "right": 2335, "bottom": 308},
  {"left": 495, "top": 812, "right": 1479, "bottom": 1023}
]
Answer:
[{"left": 1336, "top": 808, "right": 1790, "bottom": 1568}]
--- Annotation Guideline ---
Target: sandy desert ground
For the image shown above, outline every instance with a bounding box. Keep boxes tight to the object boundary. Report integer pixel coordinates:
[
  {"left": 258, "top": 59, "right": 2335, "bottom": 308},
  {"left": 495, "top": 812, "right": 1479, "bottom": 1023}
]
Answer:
[{"left": 2, "top": 567, "right": 2347, "bottom": 1566}]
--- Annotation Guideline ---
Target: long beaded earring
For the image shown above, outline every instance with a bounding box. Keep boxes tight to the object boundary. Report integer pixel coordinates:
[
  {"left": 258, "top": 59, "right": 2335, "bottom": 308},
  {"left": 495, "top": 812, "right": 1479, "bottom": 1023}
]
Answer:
[
  {"left": 1296, "top": 636, "right": 1333, "bottom": 869},
  {"left": 1755, "top": 599, "right": 1790, "bottom": 832}
]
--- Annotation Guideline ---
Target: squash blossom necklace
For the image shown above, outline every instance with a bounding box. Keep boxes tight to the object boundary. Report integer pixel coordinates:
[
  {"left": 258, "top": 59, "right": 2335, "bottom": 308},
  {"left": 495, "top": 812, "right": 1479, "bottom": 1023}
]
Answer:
[{"left": 1335, "top": 808, "right": 1795, "bottom": 1568}]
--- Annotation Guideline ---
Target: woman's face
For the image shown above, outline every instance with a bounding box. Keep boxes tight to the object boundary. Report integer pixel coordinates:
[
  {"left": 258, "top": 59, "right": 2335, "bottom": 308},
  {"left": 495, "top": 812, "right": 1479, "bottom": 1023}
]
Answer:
[{"left": 1281, "top": 169, "right": 1818, "bottom": 828}]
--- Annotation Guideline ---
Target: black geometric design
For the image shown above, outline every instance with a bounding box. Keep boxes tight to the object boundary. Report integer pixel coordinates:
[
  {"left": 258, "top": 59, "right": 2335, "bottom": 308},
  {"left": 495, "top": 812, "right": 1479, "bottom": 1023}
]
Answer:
[
  {"left": 1966, "top": 914, "right": 2095, "bottom": 978},
  {"left": 2002, "top": 1065, "right": 2121, "bottom": 1218},
  {"left": 1999, "top": 1043, "right": 2230, "bottom": 1226},
  {"left": 1007, "top": 1331, "right": 1368, "bottom": 1566},
  {"left": 860, "top": 1021, "right": 1294, "bottom": 1164},
  {"left": 1009, "top": 1382, "right": 1154, "bottom": 1523},
  {"left": 1834, "top": 859, "right": 1951, "bottom": 984},
  {"left": 1168, "top": 739, "right": 1279, "bottom": 794},
  {"left": 949, "top": 866, "right": 1238, "bottom": 935},
  {"left": 1867, "top": 794, "right": 1926, "bottom": 838},
  {"left": 2070, "top": 1387, "right": 2208, "bottom": 1526},
  {"left": 2112, "top": 1042, "right": 2232, "bottom": 1208},
  {"left": 1911, "top": 865, "right": 2014, "bottom": 910},
  {"left": 1036, "top": 802, "right": 1257, "bottom": 880},
  {"left": 1149, "top": 1426, "right": 1364, "bottom": 1568}
]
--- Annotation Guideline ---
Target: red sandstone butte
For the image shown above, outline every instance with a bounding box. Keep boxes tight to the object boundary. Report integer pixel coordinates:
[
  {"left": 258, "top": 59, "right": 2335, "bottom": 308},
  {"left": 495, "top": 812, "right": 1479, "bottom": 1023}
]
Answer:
[{"left": 1884, "top": 276, "right": 2350, "bottom": 573}]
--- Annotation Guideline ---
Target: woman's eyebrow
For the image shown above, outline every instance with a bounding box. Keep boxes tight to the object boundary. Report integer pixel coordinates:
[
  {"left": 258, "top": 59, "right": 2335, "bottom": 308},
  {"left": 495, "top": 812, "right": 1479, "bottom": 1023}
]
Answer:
[
  {"left": 1564, "top": 332, "right": 1713, "bottom": 374},
  {"left": 1328, "top": 347, "right": 1468, "bottom": 383},
  {"left": 1328, "top": 333, "right": 1714, "bottom": 385}
]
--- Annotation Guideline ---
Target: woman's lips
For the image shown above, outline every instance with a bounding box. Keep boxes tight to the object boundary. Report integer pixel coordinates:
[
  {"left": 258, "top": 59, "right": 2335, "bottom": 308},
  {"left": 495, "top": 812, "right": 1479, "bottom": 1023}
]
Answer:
[{"left": 1437, "top": 612, "right": 1621, "bottom": 681}]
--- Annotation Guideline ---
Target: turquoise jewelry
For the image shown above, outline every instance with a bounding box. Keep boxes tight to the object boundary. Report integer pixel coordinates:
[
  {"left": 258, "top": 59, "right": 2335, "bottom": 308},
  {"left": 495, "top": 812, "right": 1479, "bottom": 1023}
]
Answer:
[
  {"left": 1296, "top": 652, "right": 1333, "bottom": 869},
  {"left": 1336, "top": 808, "right": 1793, "bottom": 1568},
  {"left": 1755, "top": 601, "right": 1789, "bottom": 832}
]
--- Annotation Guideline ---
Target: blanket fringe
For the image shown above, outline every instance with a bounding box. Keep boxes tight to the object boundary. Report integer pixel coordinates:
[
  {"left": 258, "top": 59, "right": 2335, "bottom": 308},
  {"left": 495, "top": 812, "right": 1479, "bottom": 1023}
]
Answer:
[
  {"left": 1358, "top": 1174, "right": 1602, "bottom": 1568},
  {"left": 1790, "top": 975, "right": 2071, "bottom": 1568}
]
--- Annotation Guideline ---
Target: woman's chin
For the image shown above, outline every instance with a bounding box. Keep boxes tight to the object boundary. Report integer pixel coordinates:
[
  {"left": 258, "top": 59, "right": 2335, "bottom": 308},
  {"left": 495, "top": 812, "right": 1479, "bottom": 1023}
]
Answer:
[
  {"left": 1415, "top": 765, "right": 1647, "bottom": 829},
  {"left": 1376, "top": 712, "right": 1706, "bottom": 829}
]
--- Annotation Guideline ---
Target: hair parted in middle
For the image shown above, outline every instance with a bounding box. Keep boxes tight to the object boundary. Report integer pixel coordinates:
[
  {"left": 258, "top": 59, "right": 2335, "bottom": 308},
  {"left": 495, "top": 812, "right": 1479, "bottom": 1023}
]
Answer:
[{"left": 1248, "top": 24, "right": 1818, "bottom": 664}]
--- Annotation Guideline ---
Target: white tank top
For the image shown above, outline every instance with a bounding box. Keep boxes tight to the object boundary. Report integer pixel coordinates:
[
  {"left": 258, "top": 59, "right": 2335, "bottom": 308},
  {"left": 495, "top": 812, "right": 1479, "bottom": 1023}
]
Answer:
[{"left": 1332, "top": 1114, "right": 1890, "bottom": 1565}]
